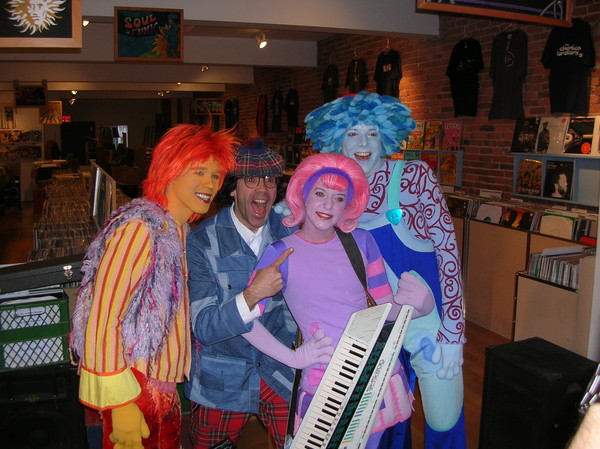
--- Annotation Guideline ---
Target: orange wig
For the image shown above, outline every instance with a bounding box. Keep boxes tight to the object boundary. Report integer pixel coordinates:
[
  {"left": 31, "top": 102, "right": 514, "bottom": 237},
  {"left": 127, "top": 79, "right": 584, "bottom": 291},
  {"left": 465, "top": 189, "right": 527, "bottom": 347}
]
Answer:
[{"left": 143, "top": 124, "right": 238, "bottom": 222}]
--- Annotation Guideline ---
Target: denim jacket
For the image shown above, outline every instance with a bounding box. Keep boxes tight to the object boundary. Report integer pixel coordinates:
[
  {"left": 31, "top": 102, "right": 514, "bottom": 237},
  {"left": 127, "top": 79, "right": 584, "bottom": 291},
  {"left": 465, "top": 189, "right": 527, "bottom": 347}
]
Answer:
[{"left": 184, "top": 207, "right": 297, "bottom": 413}]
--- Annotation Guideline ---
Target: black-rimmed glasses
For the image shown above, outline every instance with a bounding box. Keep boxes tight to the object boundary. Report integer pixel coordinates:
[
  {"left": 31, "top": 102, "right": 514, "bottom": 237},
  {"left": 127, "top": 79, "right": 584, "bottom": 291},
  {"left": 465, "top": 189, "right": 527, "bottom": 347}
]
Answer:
[{"left": 241, "top": 176, "right": 277, "bottom": 189}]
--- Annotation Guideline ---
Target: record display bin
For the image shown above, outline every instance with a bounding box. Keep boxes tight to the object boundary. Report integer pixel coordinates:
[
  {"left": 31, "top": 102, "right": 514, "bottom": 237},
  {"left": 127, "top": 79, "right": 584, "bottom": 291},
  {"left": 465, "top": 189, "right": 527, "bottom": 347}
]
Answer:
[{"left": 0, "top": 292, "right": 70, "bottom": 371}]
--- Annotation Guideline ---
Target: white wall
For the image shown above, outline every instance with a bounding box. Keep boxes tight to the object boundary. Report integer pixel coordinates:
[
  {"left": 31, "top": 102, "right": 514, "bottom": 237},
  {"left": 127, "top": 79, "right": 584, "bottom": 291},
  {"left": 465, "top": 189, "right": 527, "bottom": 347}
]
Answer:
[{"left": 83, "top": 0, "right": 439, "bottom": 36}]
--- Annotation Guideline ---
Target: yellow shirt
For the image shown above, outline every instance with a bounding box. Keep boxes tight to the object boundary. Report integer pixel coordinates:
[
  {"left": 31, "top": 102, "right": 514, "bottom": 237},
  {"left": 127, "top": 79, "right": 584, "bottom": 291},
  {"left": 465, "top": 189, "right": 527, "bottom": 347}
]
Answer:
[{"left": 78, "top": 219, "right": 190, "bottom": 410}]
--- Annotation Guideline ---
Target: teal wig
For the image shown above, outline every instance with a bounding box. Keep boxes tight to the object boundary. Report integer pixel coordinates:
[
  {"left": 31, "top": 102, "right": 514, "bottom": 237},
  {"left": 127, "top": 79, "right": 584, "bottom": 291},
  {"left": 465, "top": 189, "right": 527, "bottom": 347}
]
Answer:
[{"left": 304, "top": 91, "right": 416, "bottom": 156}]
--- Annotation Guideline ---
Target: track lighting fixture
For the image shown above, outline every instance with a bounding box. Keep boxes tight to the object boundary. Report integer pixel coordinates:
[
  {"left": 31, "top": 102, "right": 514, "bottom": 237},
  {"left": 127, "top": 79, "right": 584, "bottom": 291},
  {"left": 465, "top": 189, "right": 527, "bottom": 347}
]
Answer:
[
  {"left": 255, "top": 32, "right": 267, "bottom": 49},
  {"left": 201, "top": 65, "right": 209, "bottom": 72},
  {"left": 82, "top": 19, "right": 89, "bottom": 27}
]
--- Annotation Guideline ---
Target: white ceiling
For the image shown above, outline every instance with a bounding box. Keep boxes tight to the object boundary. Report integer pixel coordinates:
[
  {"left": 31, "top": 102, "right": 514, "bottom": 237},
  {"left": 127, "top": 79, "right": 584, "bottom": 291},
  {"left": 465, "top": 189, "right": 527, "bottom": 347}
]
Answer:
[{"left": 0, "top": 0, "right": 440, "bottom": 99}]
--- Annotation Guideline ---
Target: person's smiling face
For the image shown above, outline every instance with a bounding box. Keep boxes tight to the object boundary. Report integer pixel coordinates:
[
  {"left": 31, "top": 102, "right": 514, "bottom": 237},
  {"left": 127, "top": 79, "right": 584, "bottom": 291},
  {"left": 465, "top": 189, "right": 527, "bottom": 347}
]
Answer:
[
  {"left": 341, "top": 123, "right": 384, "bottom": 178},
  {"left": 301, "top": 178, "right": 347, "bottom": 243},
  {"left": 165, "top": 156, "right": 222, "bottom": 224}
]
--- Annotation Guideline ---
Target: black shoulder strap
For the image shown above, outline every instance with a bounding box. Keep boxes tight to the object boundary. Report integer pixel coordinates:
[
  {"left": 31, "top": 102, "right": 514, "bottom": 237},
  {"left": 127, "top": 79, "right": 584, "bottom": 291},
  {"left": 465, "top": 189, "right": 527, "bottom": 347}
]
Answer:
[{"left": 334, "top": 227, "right": 367, "bottom": 290}]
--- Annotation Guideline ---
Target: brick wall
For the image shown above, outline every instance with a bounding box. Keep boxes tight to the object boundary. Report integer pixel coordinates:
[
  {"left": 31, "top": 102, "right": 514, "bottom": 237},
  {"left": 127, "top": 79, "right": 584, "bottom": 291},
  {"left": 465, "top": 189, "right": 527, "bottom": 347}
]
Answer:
[{"left": 226, "top": 0, "right": 600, "bottom": 199}]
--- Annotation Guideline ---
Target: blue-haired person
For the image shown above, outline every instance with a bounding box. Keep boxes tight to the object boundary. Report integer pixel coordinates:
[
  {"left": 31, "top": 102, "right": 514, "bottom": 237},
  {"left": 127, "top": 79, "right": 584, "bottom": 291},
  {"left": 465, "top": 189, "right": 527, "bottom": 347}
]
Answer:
[{"left": 304, "top": 91, "right": 467, "bottom": 449}]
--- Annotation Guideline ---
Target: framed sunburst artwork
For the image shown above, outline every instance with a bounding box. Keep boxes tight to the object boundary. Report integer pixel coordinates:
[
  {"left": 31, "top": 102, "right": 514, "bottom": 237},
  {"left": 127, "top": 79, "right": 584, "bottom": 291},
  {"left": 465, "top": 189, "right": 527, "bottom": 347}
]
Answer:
[{"left": 0, "top": 0, "right": 82, "bottom": 48}]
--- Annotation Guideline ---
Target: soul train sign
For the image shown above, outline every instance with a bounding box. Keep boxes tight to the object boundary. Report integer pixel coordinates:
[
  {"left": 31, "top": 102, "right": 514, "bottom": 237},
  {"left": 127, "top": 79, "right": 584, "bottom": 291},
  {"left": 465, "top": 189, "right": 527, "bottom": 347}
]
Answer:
[
  {"left": 114, "top": 7, "right": 183, "bottom": 62},
  {"left": 121, "top": 12, "right": 160, "bottom": 37}
]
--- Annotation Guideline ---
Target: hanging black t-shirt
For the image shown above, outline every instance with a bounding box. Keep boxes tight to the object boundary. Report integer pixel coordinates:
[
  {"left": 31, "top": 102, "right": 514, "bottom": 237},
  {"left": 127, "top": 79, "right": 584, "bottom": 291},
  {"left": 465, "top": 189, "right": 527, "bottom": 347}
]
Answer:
[
  {"left": 271, "top": 89, "right": 283, "bottom": 132},
  {"left": 284, "top": 88, "right": 299, "bottom": 127},
  {"left": 322, "top": 64, "right": 339, "bottom": 103},
  {"left": 224, "top": 98, "right": 239, "bottom": 129},
  {"left": 489, "top": 29, "right": 528, "bottom": 120},
  {"left": 374, "top": 49, "right": 402, "bottom": 98},
  {"left": 541, "top": 18, "right": 596, "bottom": 116},
  {"left": 256, "top": 94, "right": 267, "bottom": 136},
  {"left": 446, "top": 37, "right": 484, "bottom": 117},
  {"left": 345, "top": 58, "right": 368, "bottom": 93}
]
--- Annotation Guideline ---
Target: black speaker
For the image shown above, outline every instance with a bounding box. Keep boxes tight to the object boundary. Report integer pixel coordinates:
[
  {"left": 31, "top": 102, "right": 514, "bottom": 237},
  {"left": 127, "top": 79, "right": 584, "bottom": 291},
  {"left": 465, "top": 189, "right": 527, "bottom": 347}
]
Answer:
[
  {"left": 0, "top": 363, "right": 87, "bottom": 449},
  {"left": 479, "top": 337, "right": 597, "bottom": 449}
]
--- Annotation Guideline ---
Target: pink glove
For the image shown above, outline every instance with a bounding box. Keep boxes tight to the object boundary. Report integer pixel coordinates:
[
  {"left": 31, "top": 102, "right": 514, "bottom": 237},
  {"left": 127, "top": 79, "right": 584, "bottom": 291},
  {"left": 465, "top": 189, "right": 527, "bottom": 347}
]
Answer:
[
  {"left": 242, "top": 320, "right": 334, "bottom": 369},
  {"left": 393, "top": 271, "right": 435, "bottom": 318}
]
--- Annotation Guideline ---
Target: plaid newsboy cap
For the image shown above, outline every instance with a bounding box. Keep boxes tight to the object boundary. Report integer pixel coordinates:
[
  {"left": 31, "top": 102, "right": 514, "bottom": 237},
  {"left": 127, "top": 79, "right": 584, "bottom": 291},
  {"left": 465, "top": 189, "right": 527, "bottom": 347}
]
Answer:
[{"left": 233, "top": 137, "right": 285, "bottom": 177}]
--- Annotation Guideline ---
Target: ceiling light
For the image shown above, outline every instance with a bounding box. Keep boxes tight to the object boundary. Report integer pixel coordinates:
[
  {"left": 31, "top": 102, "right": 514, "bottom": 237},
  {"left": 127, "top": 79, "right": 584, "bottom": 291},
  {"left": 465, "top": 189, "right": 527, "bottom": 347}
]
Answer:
[
  {"left": 82, "top": 19, "right": 89, "bottom": 27},
  {"left": 69, "top": 98, "right": 76, "bottom": 105},
  {"left": 201, "top": 65, "right": 209, "bottom": 72},
  {"left": 177, "top": 82, "right": 182, "bottom": 85},
  {"left": 71, "top": 90, "right": 77, "bottom": 95},
  {"left": 255, "top": 32, "right": 267, "bottom": 49}
]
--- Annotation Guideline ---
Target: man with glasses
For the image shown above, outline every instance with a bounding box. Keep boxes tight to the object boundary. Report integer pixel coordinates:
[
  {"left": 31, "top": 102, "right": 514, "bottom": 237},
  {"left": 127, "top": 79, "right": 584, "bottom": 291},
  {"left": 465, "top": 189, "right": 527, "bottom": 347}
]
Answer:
[{"left": 185, "top": 138, "right": 327, "bottom": 449}]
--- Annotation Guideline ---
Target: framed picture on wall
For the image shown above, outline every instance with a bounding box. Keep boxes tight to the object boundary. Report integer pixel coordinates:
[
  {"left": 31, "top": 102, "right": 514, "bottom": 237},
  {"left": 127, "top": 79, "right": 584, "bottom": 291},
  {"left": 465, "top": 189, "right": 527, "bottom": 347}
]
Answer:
[
  {"left": 416, "top": 0, "right": 572, "bottom": 27},
  {"left": 14, "top": 81, "right": 47, "bottom": 108},
  {"left": 39, "top": 101, "right": 63, "bottom": 125},
  {"left": 0, "top": 0, "right": 82, "bottom": 48},
  {"left": 195, "top": 98, "right": 225, "bottom": 115},
  {"left": 114, "top": 7, "right": 183, "bottom": 62}
]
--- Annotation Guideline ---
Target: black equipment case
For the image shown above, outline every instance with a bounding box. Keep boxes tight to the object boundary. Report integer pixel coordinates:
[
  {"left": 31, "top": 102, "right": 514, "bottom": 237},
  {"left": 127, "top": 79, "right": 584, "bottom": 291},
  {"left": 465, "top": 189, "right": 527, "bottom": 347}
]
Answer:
[{"left": 0, "top": 254, "right": 84, "bottom": 298}]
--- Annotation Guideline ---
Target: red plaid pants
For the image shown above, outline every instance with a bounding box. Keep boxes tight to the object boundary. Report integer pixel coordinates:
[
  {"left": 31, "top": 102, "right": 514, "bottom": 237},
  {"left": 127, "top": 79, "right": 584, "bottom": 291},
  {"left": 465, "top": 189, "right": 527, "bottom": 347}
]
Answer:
[{"left": 188, "top": 379, "right": 289, "bottom": 449}]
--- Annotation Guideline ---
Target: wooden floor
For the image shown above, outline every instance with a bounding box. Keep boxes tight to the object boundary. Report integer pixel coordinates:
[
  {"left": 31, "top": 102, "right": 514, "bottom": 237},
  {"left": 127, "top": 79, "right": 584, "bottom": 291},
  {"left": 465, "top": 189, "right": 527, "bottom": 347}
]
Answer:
[{"left": 1, "top": 202, "right": 510, "bottom": 449}]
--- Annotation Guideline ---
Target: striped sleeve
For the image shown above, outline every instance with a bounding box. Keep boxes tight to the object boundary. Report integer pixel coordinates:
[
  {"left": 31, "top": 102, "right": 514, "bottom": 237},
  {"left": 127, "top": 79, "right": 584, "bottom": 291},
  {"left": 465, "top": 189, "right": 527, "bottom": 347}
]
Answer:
[
  {"left": 361, "top": 230, "right": 393, "bottom": 301},
  {"left": 79, "top": 219, "right": 150, "bottom": 410}
]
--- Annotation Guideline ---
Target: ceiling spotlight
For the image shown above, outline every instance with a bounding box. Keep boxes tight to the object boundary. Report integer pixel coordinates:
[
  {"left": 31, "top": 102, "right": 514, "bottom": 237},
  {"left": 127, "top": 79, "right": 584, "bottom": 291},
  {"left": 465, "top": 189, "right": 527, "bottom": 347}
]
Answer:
[
  {"left": 200, "top": 65, "right": 209, "bottom": 72},
  {"left": 255, "top": 32, "right": 267, "bottom": 49},
  {"left": 177, "top": 82, "right": 182, "bottom": 85},
  {"left": 157, "top": 91, "right": 164, "bottom": 96},
  {"left": 71, "top": 90, "right": 77, "bottom": 95},
  {"left": 69, "top": 98, "right": 76, "bottom": 105},
  {"left": 82, "top": 19, "right": 90, "bottom": 27}
]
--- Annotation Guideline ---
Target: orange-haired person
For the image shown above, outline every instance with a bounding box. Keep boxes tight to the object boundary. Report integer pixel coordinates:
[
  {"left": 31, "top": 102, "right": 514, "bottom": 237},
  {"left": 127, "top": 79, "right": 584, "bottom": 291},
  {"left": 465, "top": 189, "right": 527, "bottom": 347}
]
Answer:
[{"left": 70, "top": 124, "right": 237, "bottom": 449}]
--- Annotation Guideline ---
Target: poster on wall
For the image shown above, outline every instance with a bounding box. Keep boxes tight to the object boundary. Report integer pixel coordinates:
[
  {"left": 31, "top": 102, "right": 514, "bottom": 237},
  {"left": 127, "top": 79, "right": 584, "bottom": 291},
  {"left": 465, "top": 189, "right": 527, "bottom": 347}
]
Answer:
[
  {"left": 114, "top": 7, "right": 183, "bottom": 62},
  {"left": 39, "top": 101, "right": 62, "bottom": 125},
  {"left": 0, "top": 0, "right": 82, "bottom": 48},
  {"left": 14, "top": 81, "right": 47, "bottom": 108},
  {"left": 416, "top": 0, "right": 572, "bottom": 28},
  {"left": 195, "top": 98, "right": 225, "bottom": 115}
]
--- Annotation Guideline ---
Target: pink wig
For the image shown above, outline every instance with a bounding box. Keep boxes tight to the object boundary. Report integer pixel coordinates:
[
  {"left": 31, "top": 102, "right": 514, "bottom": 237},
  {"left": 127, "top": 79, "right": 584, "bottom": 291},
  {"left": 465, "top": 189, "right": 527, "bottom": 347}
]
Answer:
[
  {"left": 283, "top": 153, "right": 369, "bottom": 232},
  {"left": 142, "top": 124, "right": 238, "bottom": 222}
]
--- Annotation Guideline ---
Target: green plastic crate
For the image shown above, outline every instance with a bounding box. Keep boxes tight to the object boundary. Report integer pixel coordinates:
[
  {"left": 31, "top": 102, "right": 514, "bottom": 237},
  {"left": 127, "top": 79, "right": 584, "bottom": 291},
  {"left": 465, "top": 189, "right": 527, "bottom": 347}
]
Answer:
[{"left": 0, "top": 293, "right": 70, "bottom": 371}]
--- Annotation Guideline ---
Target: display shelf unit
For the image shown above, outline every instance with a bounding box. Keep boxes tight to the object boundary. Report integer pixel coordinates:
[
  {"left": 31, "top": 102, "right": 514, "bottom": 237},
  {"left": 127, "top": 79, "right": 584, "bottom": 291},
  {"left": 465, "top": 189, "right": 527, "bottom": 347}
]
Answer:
[
  {"left": 514, "top": 255, "right": 596, "bottom": 359},
  {"left": 463, "top": 218, "right": 596, "bottom": 340},
  {"left": 512, "top": 152, "right": 600, "bottom": 207}
]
